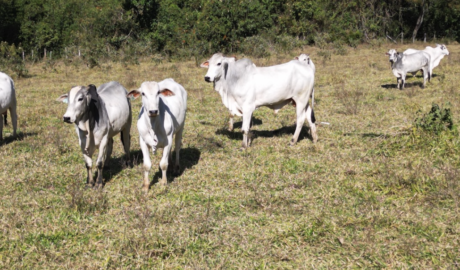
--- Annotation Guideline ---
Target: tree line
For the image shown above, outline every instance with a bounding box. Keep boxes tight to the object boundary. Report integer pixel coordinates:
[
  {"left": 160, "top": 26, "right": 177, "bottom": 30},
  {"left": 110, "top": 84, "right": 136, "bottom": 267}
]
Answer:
[{"left": 1, "top": 0, "right": 459, "bottom": 65}]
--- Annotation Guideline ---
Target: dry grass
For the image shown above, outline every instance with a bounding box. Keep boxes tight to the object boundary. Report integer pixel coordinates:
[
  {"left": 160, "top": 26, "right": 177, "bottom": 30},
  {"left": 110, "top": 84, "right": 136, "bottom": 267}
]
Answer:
[{"left": 1, "top": 41, "right": 460, "bottom": 268}]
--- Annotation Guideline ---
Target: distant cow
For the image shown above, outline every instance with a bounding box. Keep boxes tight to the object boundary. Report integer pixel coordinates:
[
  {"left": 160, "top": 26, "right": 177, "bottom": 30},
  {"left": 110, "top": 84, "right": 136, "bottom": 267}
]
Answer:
[
  {"left": 0, "top": 72, "right": 17, "bottom": 140},
  {"left": 389, "top": 51, "right": 431, "bottom": 89},
  {"left": 57, "top": 82, "right": 132, "bottom": 188},
  {"left": 295, "top": 54, "right": 316, "bottom": 109},
  {"left": 127, "top": 78, "right": 187, "bottom": 191},
  {"left": 201, "top": 53, "right": 317, "bottom": 148},
  {"left": 404, "top": 44, "right": 449, "bottom": 75}
]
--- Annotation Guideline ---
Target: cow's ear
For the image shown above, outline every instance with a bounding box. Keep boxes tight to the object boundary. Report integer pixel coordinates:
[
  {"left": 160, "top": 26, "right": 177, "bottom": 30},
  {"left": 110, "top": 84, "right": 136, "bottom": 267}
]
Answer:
[
  {"left": 160, "top": 89, "right": 175, "bottom": 97},
  {"left": 127, "top": 90, "right": 141, "bottom": 100},
  {"left": 200, "top": 61, "right": 209, "bottom": 68},
  {"left": 295, "top": 56, "right": 299, "bottom": 60},
  {"left": 56, "top": 94, "right": 69, "bottom": 104},
  {"left": 385, "top": 52, "right": 390, "bottom": 56},
  {"left": 231, "top": 55, "right": 237, "bottom": 60}
]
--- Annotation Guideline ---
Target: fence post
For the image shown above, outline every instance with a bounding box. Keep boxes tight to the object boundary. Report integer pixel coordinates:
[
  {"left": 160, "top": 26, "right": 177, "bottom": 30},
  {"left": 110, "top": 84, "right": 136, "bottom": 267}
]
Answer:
[
  {"left": 22, "top": 51, "right": 24, "bottom": 61},
  {"left": 31, "top": 50, "right": 33, "bottom": 58},
  {"left": 44, "top": 48, "right": 47, "bottom": 59},
  {"left": 401, "top": 32, "right": 403, "bottom": 44},
  {"left": 424, "top": 33, "right": 426, "bottom": 43}
]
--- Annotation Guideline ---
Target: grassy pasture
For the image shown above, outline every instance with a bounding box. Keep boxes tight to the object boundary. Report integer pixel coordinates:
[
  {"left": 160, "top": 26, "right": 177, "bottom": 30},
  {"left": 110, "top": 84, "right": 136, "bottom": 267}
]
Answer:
[{"left": 1, "top": 42, "right": 459, "bottom": 268}]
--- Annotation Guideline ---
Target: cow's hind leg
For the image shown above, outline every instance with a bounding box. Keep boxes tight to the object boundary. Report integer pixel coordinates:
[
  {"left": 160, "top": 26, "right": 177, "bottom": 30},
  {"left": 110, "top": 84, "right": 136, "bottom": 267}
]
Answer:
[
  {"left": 306, "top": 105, "right": 318, "bottom": 143},
  {"left": 3, "top": 111, "right": 7, "bottom": 126},
  {"left": 291, "top": 102, "right": 307, "bottom": 145},
  {"left": 0, "top": 112, "right": 3, "bottom": 141},
  {"left": 120, "top": 127, "right": 131, "bottom": 165},
  {"left": 10, "top": 103, "right": 17, "bottom": 137},
  {"left": 173, "top": 127, "right": 184, "bottom": 176},
  {"left": 104, "top": 137, "right": 113, "bottom": 168},
  {"left": 140, "top": 136, "right": 152, "bottom": 192}
]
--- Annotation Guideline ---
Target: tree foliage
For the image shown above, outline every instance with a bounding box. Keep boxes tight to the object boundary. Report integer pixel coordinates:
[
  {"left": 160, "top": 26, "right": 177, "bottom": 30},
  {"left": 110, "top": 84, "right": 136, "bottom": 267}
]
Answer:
[{"left": 1, "top": 0, "right": 459, "bottom": 61}]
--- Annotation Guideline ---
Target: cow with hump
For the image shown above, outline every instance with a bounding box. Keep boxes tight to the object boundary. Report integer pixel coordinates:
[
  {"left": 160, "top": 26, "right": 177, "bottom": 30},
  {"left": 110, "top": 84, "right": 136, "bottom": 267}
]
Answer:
[
  {"left": 57, "top": 81, "right": 132, "bottom": 188},
  {"left": 0, "top": 72, "right": 17, "bottom": 141},
  {"left": 201, "top": 53, "right": 317, "bottom": 148},
  {"left": 127, "top": 78, "right": 187, "bottom": 192}
]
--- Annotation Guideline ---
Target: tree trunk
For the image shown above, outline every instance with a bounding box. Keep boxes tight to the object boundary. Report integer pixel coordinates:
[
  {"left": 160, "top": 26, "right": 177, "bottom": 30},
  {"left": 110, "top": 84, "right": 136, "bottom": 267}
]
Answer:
[{"left": 412, "top": 0, "right": 426, "bottom": 43}]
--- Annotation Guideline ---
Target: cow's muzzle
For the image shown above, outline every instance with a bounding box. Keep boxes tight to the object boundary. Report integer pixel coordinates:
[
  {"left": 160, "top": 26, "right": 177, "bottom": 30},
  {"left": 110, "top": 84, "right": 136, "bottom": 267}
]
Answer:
[
  {"left": 63, "top": 116, "right": 72, "bottom": 123},
  {"left": 204, "top": 76, "right": 211, "bottom": 82},
  {"left": 148, "top": 110, "right": 159, "bottom": 117}
]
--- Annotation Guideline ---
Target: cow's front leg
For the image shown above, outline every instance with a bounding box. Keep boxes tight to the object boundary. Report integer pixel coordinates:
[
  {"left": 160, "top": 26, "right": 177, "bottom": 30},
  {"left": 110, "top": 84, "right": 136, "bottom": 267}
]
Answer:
[
  {"left": 95, "top": 136, "right": 109, "bottom": 189},
  {"left": 159, "top": 139, "right": 173, "bottom": 185},
  {"left": 241, "top": 109, "right": 254, "bottom": 149},
  {"left": 228, "top": 113, "right": 234, "bottom": 132},
  {"left": 79, "top": 135, "right": 95, "bottom": 187},
  {"left": 140, "top": 136, "right": 152, "bottom": 192}
]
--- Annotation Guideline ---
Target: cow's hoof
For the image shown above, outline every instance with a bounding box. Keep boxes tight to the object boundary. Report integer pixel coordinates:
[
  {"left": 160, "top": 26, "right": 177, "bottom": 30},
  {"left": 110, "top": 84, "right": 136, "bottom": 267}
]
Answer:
[
  {"left": 173, "top": 166, "right": 180, "bottom": 176},
  {"left": 142, "top": 186, "right": 149, "bottom": 193},
  {"left": 94, "top": 183, "right": 103, "bottom": 190},
  {"left": 159, "top": 179, "right": 167, "bottom": 186}
]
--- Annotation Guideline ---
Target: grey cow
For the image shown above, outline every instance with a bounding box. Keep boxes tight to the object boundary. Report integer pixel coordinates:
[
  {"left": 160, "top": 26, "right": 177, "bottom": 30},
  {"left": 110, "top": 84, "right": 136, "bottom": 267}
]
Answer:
[
  {"left": 390, "top": 51, "right": 431, "bottom": 90},
  {"left": 57, "top": 82, "right": 132, "bottom": 188}
]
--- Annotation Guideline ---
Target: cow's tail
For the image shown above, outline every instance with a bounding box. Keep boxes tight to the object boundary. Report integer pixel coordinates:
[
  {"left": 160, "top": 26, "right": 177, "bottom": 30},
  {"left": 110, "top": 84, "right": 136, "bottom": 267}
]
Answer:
[
  {"left": 306, "top": 104, "right": 316, "bottom": 124},
  {"left": 311, "top": 87, "right": 315, "bottom": 110}
]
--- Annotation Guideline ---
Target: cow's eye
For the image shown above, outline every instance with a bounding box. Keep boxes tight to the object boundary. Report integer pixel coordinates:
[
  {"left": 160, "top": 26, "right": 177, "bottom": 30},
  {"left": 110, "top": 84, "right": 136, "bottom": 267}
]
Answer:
[
  {"left": 78, "top": 97, "right": 83, "bottom": 101},
  {"left": 158, "top": 91, "right": 161, "bottom": 94},
  {"left": 142, "top": 92, "right": 145, "bottom": 96},
  {"left": 217, "top": 63, "right": 222, "bottom": 66}
]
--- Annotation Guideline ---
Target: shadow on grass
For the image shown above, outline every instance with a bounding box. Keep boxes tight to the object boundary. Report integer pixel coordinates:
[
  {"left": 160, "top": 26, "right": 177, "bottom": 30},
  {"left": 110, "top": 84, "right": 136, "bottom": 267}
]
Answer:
[
  {"left": 344, "top": 132, "right": 407, "bottom": 139},
  {"left": 102, "top": 149, "right": 142, "bottom": 185},
  {"left": 0, "top": 132, "right": 38, "bottom": 146},
  {"left": 217, "top": 123, "right": 315, "bottom": 144},
  {"left": 381, "top": 81, "right": 424, "bottom": 89},
  {"left": 149, "top": 147, "right": 201, "bottom": 187}
]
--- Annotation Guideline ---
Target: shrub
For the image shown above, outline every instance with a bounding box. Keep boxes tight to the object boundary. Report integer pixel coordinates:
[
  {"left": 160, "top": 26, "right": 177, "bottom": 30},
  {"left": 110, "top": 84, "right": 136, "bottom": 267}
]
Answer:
[
  {"left": 239, "top": 36, "right": 271, "bottom": 58},
  {"left": 414, "top": 103, "right": 454, "bottom": 135}
]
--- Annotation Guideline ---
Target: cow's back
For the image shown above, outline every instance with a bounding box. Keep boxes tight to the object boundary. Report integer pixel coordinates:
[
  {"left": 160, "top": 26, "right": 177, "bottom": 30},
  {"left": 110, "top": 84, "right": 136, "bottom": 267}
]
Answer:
[
  {"left": 158, "top": 79, "right": 187, "bottom": 129},
  {"left": 0, "top": 72, "right": 15, "bottom": 113},
  {"left": 98, "top": 81, "right": 131, "bottom": 132}
]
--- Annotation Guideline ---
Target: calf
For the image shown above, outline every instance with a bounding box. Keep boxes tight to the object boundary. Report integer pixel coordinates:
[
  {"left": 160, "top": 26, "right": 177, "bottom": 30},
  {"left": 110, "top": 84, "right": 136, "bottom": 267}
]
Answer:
[
  {"left": 127, "top": 79, "right": 187, "bottom": 191},
  {"left": 0, "top": 72, "right": 17, "bottom": 140},
  {"left": 57, "top": 82, "right": 132, "bottom": 188}
]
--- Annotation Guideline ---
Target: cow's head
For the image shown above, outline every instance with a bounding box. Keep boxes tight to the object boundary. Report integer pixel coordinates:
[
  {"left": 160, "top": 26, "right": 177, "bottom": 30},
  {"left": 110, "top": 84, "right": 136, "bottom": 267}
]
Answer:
[
  {"left": 385, "top": 49, "right": 398, "bottom": 63},
  {"left": 200, "top": 53, "right": 236, "bottom": 82},
  {"left": 436, "top": 43, "right": 450, "bottom": 55},
  {"left": 295, "top": 54, "right": 311, "bottom": 64},
  {"left": 127, "top": 81, "right": 175, "bottom": 117},
  {"left": 56, "top": 85, "right": 98, "bottom": 124}
]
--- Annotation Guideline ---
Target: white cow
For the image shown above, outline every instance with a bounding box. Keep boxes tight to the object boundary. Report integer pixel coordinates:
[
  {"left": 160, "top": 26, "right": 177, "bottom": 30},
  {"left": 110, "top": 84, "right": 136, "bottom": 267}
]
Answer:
[
  {"left": 404, "top": 44, "right": 449, "bottom": 74},
  {"left": 295, "top": 53, "right": 316, "bottom": 109},
  {"left": 391, "top": 51, "right": 431, "bottom": 89},
  {"left": 127, "top": 79, "right": 187, "bottom": 191},
  {"left": 57, "top": 82, "right": 132, "bottom": 188},
  {"left": 0, "top": 72, "right": 17, "bottom": 140},
  {"left": 201, "top": 53, "right": 317, "bottom": 148}
]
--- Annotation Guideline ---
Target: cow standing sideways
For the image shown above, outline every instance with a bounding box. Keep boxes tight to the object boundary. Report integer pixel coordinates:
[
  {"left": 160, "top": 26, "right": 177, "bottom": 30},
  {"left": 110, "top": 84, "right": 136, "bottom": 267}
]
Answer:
[
  {"left": 0, "top": 72, "right": 17, "bottom": 140},
  {"left": 386, "top": 50, "right": 431, "bottom": 90},
  {"left": 57, "top": 82, "right": 132, "bottom": 188},
  {"left": 201, "top": 53, "right": 317, "bottom": 148},
  {"left": 127, "top": 79, "right": 187, "bottom": 191}
]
